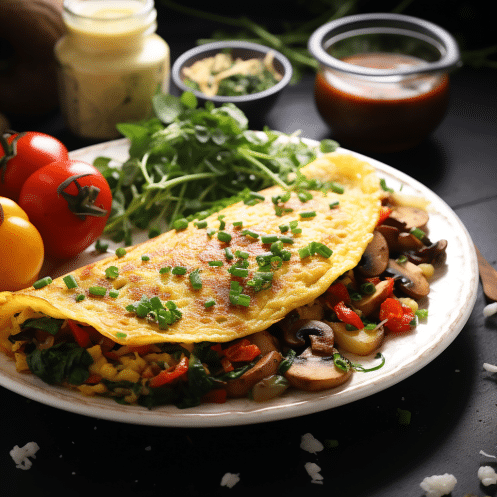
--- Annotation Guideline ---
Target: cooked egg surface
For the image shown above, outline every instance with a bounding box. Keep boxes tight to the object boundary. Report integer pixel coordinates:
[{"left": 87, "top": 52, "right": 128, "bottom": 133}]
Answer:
[{"left": 0, "top": 153, "right": 381, "bottom": 346}]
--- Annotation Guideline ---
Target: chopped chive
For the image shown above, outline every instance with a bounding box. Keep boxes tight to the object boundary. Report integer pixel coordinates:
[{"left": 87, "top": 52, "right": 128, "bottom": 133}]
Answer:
[
  {"left": 329, "top": 201, "right": 340, "bottom": 209},
  {"left": 204, "top": 299, "right": 216, "bottom": 308},
  {"left": 350, "top": 292, "right": 362, "bottom": 301},
  {"left": 229, "top": 266, "right": 249, "bottom": 278},
  {"left": 194, "top": 220, "right": 208, "bottom": 229},
  {"left": 278, "top": 224, "right": 289, "bottom": 233},
  {"left": 173, "top": 218, "right": 189, "bottom": 230},
  {"left": 365, "top": 323, "right": 377, "bottom": 330},
  {"left": 217, "top": 231, "right": 232, "bottom": 243},
  {"left": 314, "top": 242, "right": 333, "bottom": 258},
  {"left": 380, "top": 178, "right": 394, "bottom": 193},
  {"left": 300, "top": 211, "right": 317, "bottom": 218},
  {"left": 291, "top": 227, "right": 302, "bottom": 234},
  {"left": 218, "top": 215, "right": 226, "bottom": 230},
  {"left": 95, "top": 239, "right": 109, "bottom": 253},
  {"left": 415, "top": 309, "right": 429, "bottom": 319},
  {"left": 224, "top": 247, "right": 234, "bottom": 260},
  {"left": 208, "top": 260, "right": 224, "bottom": 267},
  {"left": 189, "top": 269, "right": 202, "bottom": 290},
  {"left": 248, "top": 191, "right": 265, "bottom": 201},
  {"left": 396, "top": 255, "right": 408, "bottom": 264},
  {"left": 63, "top": 275, "right": 78, "bottom": 289},
  {"left": 298, "top": 246, "right": 311, "bottom": 259},
  {"left": 297, "top": 191, "right": 313, "bottom": 202},
  {"left": 105, "top": 266, "right": 119, "bottom": 279},
  {"left": 89, "top": 286, "right": 107, "bottom": 296},
  {"left": 159, "top": 266, "right": 171, "bottom": 274},
  {"left": 141, "top": 254, "right": 150, "bottom": 261},
  {"left": 330, "top": 182, "right": 344, "bottom": 194},
  {"left": 75, "top": 294, "right": 85, "bottom": 302},
  {"left": 109, "top": 290, "right": 119, "bottom": 298},
  {"left": 115, "top": 247, "right": 126, "bottom": 258},
  {"left": 206, "top": 228, "right": 216, "bottom": 238},
  {"left": 116, "top": 332, "right": 127, "bottom": 339},
  {"left": 360, "top": 282, "right": 376, "bottom": 295},
  {"left": 261, "top": 234, "right": 279, "bottom": 244},
  {"left": 233, "top": 221, "right": 243, "bottom": 228},
  {"left": 235, "top": 250, "right": 249, "bottom": 259},
  {"left": 241, "top": 229, "right": 259, "bottom": 239},
  {"left": 279, "top": 235, "right": 294, "bottom": 244},
  {"left": 33, "top": 276, "right": 52, "bottom": 289},
  {"left": 172, "top": 266, "right": 187, "bottom": 275},
  {"left": 410, "top": 227, "right": 426, "bottom": 240},
  {"left": 237, "top": 294, "right": 251, "bottom": 307}
]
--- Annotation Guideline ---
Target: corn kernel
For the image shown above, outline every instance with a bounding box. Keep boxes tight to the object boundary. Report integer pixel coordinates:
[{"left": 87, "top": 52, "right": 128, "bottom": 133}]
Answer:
[
  {"left": 399, "top": 298, "right": 418, "bottom": 313},
  {"left": 78, "top": 383, "right": 108, "bottom": 396},
  {"left": 115, "top": 368, "right": 141, "bottom": 383},
  {"left": 419, "top": 263, "right": 435, "bottom": 279},
  {"left": 14, "top": 352, "right": 30, "bottom": 372},
  {"left": 99, "top": 362, "right": 118, "bottom": 380}
]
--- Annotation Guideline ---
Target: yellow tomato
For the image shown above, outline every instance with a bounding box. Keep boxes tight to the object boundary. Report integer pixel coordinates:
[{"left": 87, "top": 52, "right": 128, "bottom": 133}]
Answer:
[{"left": 0, "top": 196, "right": 44, "bottom": 291}]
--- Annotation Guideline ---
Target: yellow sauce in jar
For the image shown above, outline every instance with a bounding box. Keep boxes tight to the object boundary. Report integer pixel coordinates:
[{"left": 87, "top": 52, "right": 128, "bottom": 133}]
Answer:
[{"left": 55, "top": 0, "right": 170, "bottom": 140}]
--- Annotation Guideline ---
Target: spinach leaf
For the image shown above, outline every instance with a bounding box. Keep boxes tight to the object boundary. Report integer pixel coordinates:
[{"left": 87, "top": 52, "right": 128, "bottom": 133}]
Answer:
[
  {"left": 27, "top": 343, "right": 93, "bottom": 385},
  {"left": 21, "top": 317, "right": 64, "bottom": 336}
]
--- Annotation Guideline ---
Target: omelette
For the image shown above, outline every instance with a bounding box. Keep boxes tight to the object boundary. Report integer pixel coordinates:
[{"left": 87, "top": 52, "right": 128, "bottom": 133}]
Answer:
[{"left": 0, "top": 153, "right": 381, "bottom": 348}]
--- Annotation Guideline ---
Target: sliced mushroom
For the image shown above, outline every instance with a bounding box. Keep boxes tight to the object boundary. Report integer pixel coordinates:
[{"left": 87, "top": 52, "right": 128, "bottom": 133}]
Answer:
[
  {"left": 327, "top": 321, "right": 384, "bottom": 356},
  {"left": 406, "top": 239, "right": 448, "bottom": 265},
  {"left": 387, "top": 206, "right": 429, "bottom": 231},
  {"left": 225, "top": 351, "right": 282, "bottom": 398},
  {"left": 384, "top": 259, "right": 430, "bottom": 299},
  {"left": 351, "top": 279, "right": 394, "bottom": 317},
  {"left": 247, "top": 330, "right": 279, "bottom": 355},
  {"left": 251, "top": 374, "right": 290, "bottom": 402},
  {"left": 397, "top": 232, "right": 425, "bottom": 251},
  {"left": 284, "top": 347, "right": 352, "bottom": 391},
  {"left": 280, "top": 319, "right": 335, "bottom": 356},
  {"left": 356, "top": 230, "right": 389, "bottom": 277}
]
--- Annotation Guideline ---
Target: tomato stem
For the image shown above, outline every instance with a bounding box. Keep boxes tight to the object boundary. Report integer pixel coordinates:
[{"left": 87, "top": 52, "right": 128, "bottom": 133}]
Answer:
[{"left": 56, "top": 173, "right": 108, "bottom": 220}]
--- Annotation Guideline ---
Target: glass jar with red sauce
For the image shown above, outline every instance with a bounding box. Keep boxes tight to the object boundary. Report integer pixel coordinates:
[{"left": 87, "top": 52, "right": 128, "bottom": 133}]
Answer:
[{"left": 308, "top": 13, "right": 461, "bottom": 153}]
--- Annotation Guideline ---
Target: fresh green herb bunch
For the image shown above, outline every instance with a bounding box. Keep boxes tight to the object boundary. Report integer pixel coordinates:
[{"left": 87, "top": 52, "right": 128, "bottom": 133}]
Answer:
[{"left": 94, "top": 91, "right": 337, "bottom": 244}]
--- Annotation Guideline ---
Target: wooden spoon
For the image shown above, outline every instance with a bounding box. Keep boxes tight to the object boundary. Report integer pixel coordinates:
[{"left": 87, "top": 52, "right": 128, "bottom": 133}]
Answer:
[{"left": 475, "top": 246, "right": 497, "bottom": 301}]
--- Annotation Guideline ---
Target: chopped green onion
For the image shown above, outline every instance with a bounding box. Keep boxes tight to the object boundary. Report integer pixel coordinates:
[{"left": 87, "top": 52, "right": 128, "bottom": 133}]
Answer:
[
  {"left": 208, "top": 260, "right": 224, "bottom": 267},
  {"left": 396, "top": 255, "right": 408, "bottom": 264},
  {"left": 329, "top": 201, "right": 339, "bottom": 209},
  {"left": 299, "top": 211, "right": 317, "bottom": 218},
  {"left": 330, "top": 182, "right": 344, "bottom": 194},
  {"left": 360, "top": 282, "right": 376, "bottom": 295},
  {"left": 278, "top": 349, "right": 296, "bottom": 374},
  {"left": 241, "top": 229, "right": 259, "bottom": 239},
  {"left": 75, "top": 294, "right": 85, "bottom": 302},
  {"left": 224, "top": 247, "right": 234, "bottom": 260},
  {"left": 115, "top": 247, "right": 126, "bottom": 258},
  {"left": 173, "top": 218, "right": 189, "bottom": 230},
  {"left": 33, "top": 276, "right": 52, "bottom": 289},
  {"left": 189, "top": 269, "right": 202, "bottom": 290},
  {"left": 380, "top": 178, "right": 394, "bottom": 193},
  {"left": 350, "top": 292, "right": 362, "bottom": 302},
  {"left": 141, "top": 254, "right": 150, "bottom": 261},
  {"left": 229, "top": 266, "right": 249, "bottom": 278},
  {"left": 206, "top": 228, "right": 216, "bottom": 238},
  {"left": 415, "top": 308, "right": 429, "bottom": 319},
  {"left": 236, "top": 294, "right": 251, "bottom": 307},
  {"left": 105, "top": 266, "right": 119, "bottom": 279},
  {"left": 159, "top": 266, "right": 171, "bottom": 274},
  {"left": 204, "top": 299, "right": 216, "bottom": 308},
  {"left": 261, "top": 234, "right": 278, "bottom": 244},
  {"left": 364, "top": 323, "right": 377, "bottom": 331},
  {"left": 233, "top": 221, "right": 243, "bottom": 228},
  {"left": 95, "top": 239, "right": 109, "bottom": 253},
  {"left": 109, "top": 290, "right": 119, "bottom": 298},
  {"left": 218, "top": 214, "right": 226, "bottom": 230},
  {"left": 116, "top": 332, "right": 127, "bottom": 339},
  {"left": 194, "top": 220, "right": 208, "bottom": 229},
  {"left": 235, "top": 250, "right": 249, "bottom": 259},
  {"left": 63, "top": 275, "right": 78, "bottom": 289},
  {"left": 217, "top": 231, "right": 232, "bottom": 243},
  {"left": 345, "top": 323, "right": 359, "bottom": 331},
  {"left": 298, "top": 246, "right": 311, "bottom": 259},
  {"left": 333, "top": 352, "right": 351, "bottom": 372},
  {"left": 89, "top": 286, "right": 107, "bottom": 297},
  {"left": 278, "top": 224, "right": 289, "bottom": 233},
  {"left": 279, "top": 235, "right": 294, "bottom": 244},
  {"left": 297, "top": 191, "right": 313, "bottom": 202},
  {"left": 410, "top": 227, "right": 426, "bottom": 240},
  {"left": 172, "top": 266, "right": 187, "bottom": 275}
]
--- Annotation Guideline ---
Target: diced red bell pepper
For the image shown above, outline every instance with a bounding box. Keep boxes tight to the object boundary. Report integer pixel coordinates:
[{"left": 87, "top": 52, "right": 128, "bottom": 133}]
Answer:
[
  {"left": 67, "top": 320, "right": 92, "bottom": 348},
  {"left": 201, "top": 389, "right": 227, "bottom": 404},
  {"left": 326, "top": 281, "right": 351, "bottom": 307},
  {"left": 222, "top": 339, "right": 261, "bottom": 363},
  {"left": 149, "top": 355, "right": 189, "bottom": 388},
  {"left": 377, "top": 206, "right": 392, "bottom": 226},
  {"left": 128, "top": 344, "right": 151, "bottom": 355},
  {"left": 221, "top": 356, "right": 234, "bottom": 373},
  {"left": 333, "top": 301, "right": 364, "bottom": 329},
  {"left": 379, "top": 298, "right": 415, "bottom": 334},
  {"left": 84, "top": 374, "right": 102, "bottom": 385}
]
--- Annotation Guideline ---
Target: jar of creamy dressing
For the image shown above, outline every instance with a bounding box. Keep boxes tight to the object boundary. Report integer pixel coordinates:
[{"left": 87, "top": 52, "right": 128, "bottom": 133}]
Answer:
[{"left": 55, "top": 0, "right": 170, "bottom": 140}]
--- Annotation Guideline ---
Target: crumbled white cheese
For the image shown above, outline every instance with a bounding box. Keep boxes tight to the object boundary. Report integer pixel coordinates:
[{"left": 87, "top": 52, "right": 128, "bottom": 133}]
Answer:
[
  {"left": 300, "top": 433, "right": 324, "bottom": 454},
  {"left": 483, "top": 363, "right": 497, "bottom": 373},
  {"left": 220, "top": 472, "right": 240, "bottom": 489},
  {"left": 304, "top": 462, "right": 324, "bottom": 484},
  {"left": 420, "top": 473, "right": 457, "bottom": 497},
  {"left": 483, "top": 302, "right": 497, "bottom": 317},
  {"left": 10, "top": 442, "right": 40, "bottom": 470},
  {"left": 478, "top": 466, "right": 497, "bottom": 486}
]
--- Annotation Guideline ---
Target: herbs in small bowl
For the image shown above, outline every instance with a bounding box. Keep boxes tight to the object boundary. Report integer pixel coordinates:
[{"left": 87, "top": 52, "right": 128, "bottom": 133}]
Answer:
[{"left": 171, "top": 41, "right": 292, "bottom": 125}]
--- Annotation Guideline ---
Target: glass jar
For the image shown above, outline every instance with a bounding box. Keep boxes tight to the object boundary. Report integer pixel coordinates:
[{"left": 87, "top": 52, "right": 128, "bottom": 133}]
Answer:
[
  {"left": 55, "top": 0, "right": 170, "bottom": 140},
  {"left": 308, "top": 13, "right": 461, "bottom": 153}
]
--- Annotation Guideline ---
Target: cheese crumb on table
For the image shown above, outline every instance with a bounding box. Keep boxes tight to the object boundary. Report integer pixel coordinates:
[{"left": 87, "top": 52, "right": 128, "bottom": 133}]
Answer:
[
  {"left": 300, "top": 433, "right": 324, "bottom": 454},
  {"left": 420, "top": 473, "right": 457, "bottom": 497},
  {"left": 304, "top": 462, "right": 324, "bottom": 484},
  {"left": 478, "top": 466, "right": 497, "bottom": 486},
  {"left": 220, "top": 472, "right": 240, "bottom": 489},
  {"left": 10, "top": 442, "right": 40, "bottom": 470}
]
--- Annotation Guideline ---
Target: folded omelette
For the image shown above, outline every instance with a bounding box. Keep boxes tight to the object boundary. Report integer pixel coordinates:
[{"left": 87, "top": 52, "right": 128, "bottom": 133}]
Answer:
[{"left": 0, "top": 153, "right": 381, "bottom": 348}]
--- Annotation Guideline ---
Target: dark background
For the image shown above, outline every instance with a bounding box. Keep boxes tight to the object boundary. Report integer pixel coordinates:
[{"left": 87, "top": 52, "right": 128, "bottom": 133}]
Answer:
[{"left": 2, "top": 1, "right": 497, "bottom": 496}]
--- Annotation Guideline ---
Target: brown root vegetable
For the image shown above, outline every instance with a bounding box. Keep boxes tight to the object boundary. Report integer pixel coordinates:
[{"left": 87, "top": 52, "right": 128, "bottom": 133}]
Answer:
[
  {"left": 387, "top": 206, "right": 429, "bottom": 231},
  {"left": 0, "top": 0, "right": 65, "bottom": 117},
  {"left": 327, "top": 321, "right": 384, "bottom": 356},
  {"left": 385, "top": 259, "right": 430, "bottom": 299},
  {"left": 356, "top": 230, "right": 389, "bottom": 277}
]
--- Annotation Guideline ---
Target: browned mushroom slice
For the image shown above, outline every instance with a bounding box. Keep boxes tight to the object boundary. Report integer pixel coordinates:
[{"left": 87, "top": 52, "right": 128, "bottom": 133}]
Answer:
[
  {"left": 384, "top": 259, "right": 430, "bottom": 299},
  {"left": 352, "top": 279, "right": 394, "bottom": 317},
  {"left": 388, "top": 206, "right": 429, "bottom": 231},
  {"left": 406, "top": 239, "right": 448, "bottom": 265},
  {"left": 376, "top": 224, "right": 403, "bottom": 252},
  {"left": 284, "top": 347, "right": 352, "bottom": 391},
  {"left": 279, "top": 319, "right": 335, "bottom": 356},
  {"left": 397, "top": 232, "right": 425, "bottom": 252},
  {"left": 247, "top": 330, "right": 280, "bottom": 355},
  {"left": 225, "top": 351, "right": 283, "bottom": 398},
  {"left": 356, "top": 230, "right": 389, "bottom": 277}
]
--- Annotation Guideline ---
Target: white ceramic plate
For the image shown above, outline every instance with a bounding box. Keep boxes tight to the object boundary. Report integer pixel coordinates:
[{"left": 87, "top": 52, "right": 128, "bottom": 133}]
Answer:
[{"left": 0, "top": 138, "right": 478, "bottom": 427}]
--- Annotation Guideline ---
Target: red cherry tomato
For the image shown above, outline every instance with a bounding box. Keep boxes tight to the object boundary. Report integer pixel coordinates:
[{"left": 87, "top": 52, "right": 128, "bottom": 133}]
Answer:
[
  {"left": 18, "top": 160, "right": 112, "bottom": 260},
  {"left": 0, "top": 132, "right": 69, "bottom": 201}
]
